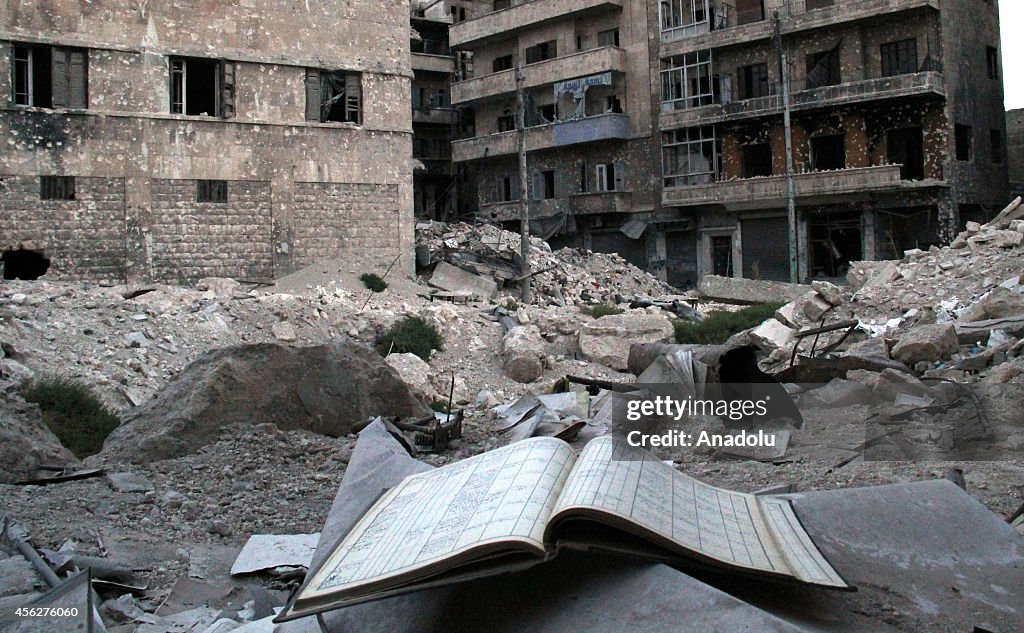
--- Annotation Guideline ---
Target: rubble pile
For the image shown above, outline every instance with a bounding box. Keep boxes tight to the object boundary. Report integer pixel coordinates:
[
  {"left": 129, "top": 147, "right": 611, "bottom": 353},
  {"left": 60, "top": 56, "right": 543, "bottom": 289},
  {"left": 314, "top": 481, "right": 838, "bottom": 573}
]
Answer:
[{"left": 417, "top": 221, "right": 679, "bottom": 306}]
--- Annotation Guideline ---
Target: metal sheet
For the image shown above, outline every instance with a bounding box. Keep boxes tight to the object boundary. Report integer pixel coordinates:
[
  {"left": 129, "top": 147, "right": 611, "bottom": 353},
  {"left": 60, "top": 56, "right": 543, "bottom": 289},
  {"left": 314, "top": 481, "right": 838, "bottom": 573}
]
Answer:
[{"left": 229, "top": 534, "right": 320, "bottom": 576}]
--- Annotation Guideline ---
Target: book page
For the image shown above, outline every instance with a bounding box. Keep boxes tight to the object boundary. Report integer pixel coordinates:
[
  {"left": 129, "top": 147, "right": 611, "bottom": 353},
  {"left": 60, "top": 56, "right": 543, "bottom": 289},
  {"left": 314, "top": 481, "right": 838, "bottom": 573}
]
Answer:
[
  {"left": 301, "top": 436, "right": 576, "bottom": 600},
  {"left": 551, "top": 436, "right": 846, "bottom": 588}
]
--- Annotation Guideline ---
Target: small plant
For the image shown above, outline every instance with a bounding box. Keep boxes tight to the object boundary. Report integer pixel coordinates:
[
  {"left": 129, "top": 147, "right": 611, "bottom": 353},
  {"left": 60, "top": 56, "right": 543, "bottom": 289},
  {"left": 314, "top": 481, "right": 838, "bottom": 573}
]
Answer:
[
  {"left": 504, "top": 298, "right": 519, "bottom": 312},
  {"left": 377, "top": 316, "right": 443, "bottom": 362},
  {"left": 360, "top": 272, "right": 388, "bottom": 293},
  {"left": 22, "top": 375, "right": 120, "bottom": 458},
  {"left": 673, "top": 302, "right": 785, "bottom": 344},
  {"left": 589, "top": 304, "right": 625, "bottom": 318}
]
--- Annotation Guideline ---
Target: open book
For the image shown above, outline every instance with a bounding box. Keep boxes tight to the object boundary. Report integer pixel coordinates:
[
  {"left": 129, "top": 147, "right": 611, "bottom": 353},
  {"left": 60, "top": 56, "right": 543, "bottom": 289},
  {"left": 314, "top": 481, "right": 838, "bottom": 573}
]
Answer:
[{"left": 277, "top": 436, "right": 848, "bottom": 621}]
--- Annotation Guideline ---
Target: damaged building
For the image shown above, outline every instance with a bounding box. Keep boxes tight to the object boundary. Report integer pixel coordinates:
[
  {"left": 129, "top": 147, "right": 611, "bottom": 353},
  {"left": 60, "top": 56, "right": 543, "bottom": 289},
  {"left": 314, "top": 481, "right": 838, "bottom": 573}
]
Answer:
[
  {"left": 656, "top": 0, "right": 1009, "bottom": 285},
  {"left": 447, "top": 0, "right": 665, "bottom": 269},
  {"left": 0, "top": 0, "right": 414, "bottom": 283}
]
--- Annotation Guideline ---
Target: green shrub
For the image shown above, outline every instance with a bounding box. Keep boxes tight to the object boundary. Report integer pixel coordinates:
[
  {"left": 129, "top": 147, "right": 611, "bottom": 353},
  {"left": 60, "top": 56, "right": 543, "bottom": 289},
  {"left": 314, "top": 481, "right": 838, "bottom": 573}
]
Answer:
[
  {"left": 378, "top": 316, "right": 443, "bottom": 361},
  {"left": 673, "top": 302, "right": 785, "bottom": 345},
  {"left": 504, "top": 298, "right": 519, "bottom": 312},
  {"left": 22, "top": 375, "right": 120, "bottom": 458},
  {"left": 360, "top": 272, "right": 388, "bottom": 293},
  {"left": 589, "top": 304, "right": 625, "bottom": 318}
]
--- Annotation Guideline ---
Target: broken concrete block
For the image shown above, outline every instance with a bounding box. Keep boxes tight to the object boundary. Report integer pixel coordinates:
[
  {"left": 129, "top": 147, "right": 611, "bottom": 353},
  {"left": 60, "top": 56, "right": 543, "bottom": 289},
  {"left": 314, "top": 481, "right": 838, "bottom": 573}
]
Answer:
[
  {"left": 968, "top": 229, "right": 1023, "bottom": 249},
  {"left": 854, "top": 261, "right": 901, "bottom": 294},
  {"left": 196, "top": 277, "right": 243, "bottom": 300},
  {"left": 124, "top": 331, "right": 150, "bottom": 348},
  {"left": 428, "top": 261, "right": 497, "bottom": 299},
  {"left": 697, "top": 275, "right": 805, "bottom": 305},
  {"left": 500, "top": 326, "right": 547, "bottom": 383},
  {"left": 748, "top": 318, "right": 795, "bottom": 351},
  {"left": 385, "top": 353, "right": 439, "bottom": 403},
  {"left": 843, "top": 336, "right": 890, "bottom": 360},
  {"left": 271, "top": 321, "right": 297, "bottom": 342},
  {"left": 107, "top": 471, "right": 155, "bottom": 493},
  {"left": 0, "top": 556, "right": 38, "bottom": 597},
  {"left": 811, "top": 280, "right": 844, "bottom": 306},
  {"left": 799, "top": 379, "right": 877, "bottom": 409},
  {"left": 890, "top": 323, "right": 959, "bottom": 364},
  {"left": 957, "top": 287, "right": 1024, "bottom": 323},
  {"left": 773, "top": 299, "right": 802, "bottom": 328},
  {"left": 802, "top": 293, "right": 833, "bottom": 322},
  {"left": 872, "top": 368, "right": 936, "bottom": 402},
  {"left": 579, "top": 312, "right": 674, "bottom": 371},
  {"left": 982, "top": 360, "right": 1023, "bottom": 385}
]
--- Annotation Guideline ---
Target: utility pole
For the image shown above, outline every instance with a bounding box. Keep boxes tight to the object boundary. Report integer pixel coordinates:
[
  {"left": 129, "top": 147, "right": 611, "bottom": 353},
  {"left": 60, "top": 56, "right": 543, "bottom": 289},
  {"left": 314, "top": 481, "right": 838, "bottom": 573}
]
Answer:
[
  {"left": 774, "top": 12, "right": 799, "bottom": 284},
  {"left": 515, "top": 64, "right": 532, "bottom": 303}
]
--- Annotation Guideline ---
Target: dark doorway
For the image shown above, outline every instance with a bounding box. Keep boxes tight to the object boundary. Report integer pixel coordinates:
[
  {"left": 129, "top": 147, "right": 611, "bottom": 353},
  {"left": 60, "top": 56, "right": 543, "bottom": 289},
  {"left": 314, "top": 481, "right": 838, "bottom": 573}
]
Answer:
[
  {"left": 710, "top": 235, "right": 733, "bottom": 276},
  {"left": 810, "top": 134, "right": 845, "bottom": 171},
  {"left": 808, "top": 211, "right": 861, "bottom": 279},
  {"left": 741, "top": 143, "right": 772, "bottom": 178},
  {"left": 887, "top": 127, "right": 925, "bottom": 180},
  {"left": 2, "top": 249, "right": 51, "bottom": 280}
]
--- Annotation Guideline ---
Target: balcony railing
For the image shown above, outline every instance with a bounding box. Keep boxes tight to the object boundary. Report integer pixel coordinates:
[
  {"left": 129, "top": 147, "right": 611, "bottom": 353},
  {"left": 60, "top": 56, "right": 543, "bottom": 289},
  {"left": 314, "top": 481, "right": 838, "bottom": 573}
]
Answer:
[
  {"left": 412, "top": 107, "right": 455, "bottom": 125},
  {"left": 452, "top": 112, "right": 629, "bottom": 161},
  {"left": 660, "top": 71, "right": 944, "bottom": 129},
  {"left": 660, "top": 0, "right": 939, "bottom": 55},
  {"left": 450, "top": 0, "right": 623, "bottom": 48},
  {"left": 412, "top": 52, "right": 455, "bottom": 74},
  {"left": 452, "top": 46, "right": 625, "bottom": 104},
  {"left": 662, "top": 165, "right": 918, "bottom": 207},
  {"left": 569, "top": 191, "right": 633, "bottom": 215}
]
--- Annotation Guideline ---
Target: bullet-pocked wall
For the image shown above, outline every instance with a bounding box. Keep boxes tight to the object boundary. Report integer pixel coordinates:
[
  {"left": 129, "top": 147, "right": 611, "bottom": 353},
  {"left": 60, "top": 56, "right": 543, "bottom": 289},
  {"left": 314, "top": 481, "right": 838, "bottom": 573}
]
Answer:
[{"left": 0, "top": 0, "right": 414, "bottom": 283}]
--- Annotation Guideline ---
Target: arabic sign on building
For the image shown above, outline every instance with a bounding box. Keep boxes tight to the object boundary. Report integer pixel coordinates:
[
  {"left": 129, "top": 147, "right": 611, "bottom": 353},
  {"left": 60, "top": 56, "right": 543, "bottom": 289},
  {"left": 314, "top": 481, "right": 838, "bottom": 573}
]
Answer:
[{"left": 553, "top": 72, "right": 613, "bottom": 99}]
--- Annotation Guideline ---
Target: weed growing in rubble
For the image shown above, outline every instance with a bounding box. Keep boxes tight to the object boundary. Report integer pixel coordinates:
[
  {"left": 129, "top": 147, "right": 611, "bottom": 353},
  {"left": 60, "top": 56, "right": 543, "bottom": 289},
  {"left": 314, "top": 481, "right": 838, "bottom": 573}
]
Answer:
[
  {"left": 673, "top": 302, "right": 785, "bottom": 344},
  {"left": 22, "top": 375, "right": 120, "bottom": 458},
  {"left": 589, "top": 304, "right": 625, "bottom": 318},
  {"left": 378, "top": 316, "right": 443, "bottom": 361},
  {"left": 360, "top": 273, "right": 389, "bottom": 293}
]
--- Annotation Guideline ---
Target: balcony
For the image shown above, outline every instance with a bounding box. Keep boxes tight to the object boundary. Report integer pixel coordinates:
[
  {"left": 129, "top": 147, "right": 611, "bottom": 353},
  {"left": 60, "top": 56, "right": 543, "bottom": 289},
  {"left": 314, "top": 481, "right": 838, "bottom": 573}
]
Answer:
[
  {"left": 412, "top": 53, "right": 455, "bottom": 74},
  {"left": 450, "top": 0, "right": 623, "bottom": 48},
  {"left": 412, "top": 107, "right": 455, "bottom": 125},
  {"left": 662, "top": 165, "right": 937, "bottom": 208},
  {"left": 660, "top": 72, "right": 944, "bottom": 130},
  {"left": 660, "top": 0, "right": 939, "bottom": 56},
  {"left": 451, "top": 46, "right": 625, "bottom": 104},
  {"left": 414, "top": 157, "right": 453, "bottom": 176},
  {"left": 452, "top": 112, "right": 629, "bottom": 161},
  {"left": 569, "top": 191, "right": 633, "bottom": 215}
]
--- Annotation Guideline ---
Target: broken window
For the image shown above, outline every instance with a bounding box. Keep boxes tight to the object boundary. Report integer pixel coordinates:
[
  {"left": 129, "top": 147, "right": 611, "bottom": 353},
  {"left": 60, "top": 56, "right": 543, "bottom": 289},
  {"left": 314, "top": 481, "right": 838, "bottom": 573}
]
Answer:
[
  {"left": 595, "top": 163, "right": 624, "bottom": 192},
  {"left": 887, "top": 127, "right": 925, "bottom": 180},
  {"left": 810, "top": 134, "right": 845, "bottom": 171},
  {"left": 2, "top": 249, "right": 50, "bottom": 281},
  {"left": 497, "top": 114, "right": 515, "bottom": 132},
  {"left": 661, "top": 50, "right": 716, "bottom": 109},
  {"left": 741, "top": 143, "right": 772, "bottom": 178},
  {"left": 537, "top": 103, "right": 557, "bottom": 123},
  {"left": 196, "top": 179, "right": 228, "bottom": 203},
  {"left": 40, "top": 176, "right": 75, "bottom": 200},
  {"left": 735, "top": 0, "right": 765, "bottom": 25},
  {"left": 659, "top": 0, "right": 708, "bottom": 34},
  {"left": 986, "top": 46, "right": 999, "bottom": 80},
  {"left": 450, "top": 4, "right": 467, "bottom": 21},
  {"left": 524, "top": 41, "right": 557, "bottom": 64},
  {"left": 606, "top": 95, "right": 623, "bottom": 113},
  {"left": 991, "top": 129, "right": 1004, "bottom": 164},
  {"left": 170, "top": 57, "right": 235, "bottom": 117},
  {"left": 534, "top": 170, "right": 556, "bottom": 199},
  {"left": 808, "top": 211, "right": 862, "bottom": 278},
  {"left": 880, "top": 39, "right": 917, "bottom": 77},
  {"left": 737, "top": 63, "right": 769, "bottom": 100},
  {"left": 955, "top": 124, "right": 972, "bottom": 161},
  {"left": 597, "top": 29, "right": 620, "bottom": 47},
  {"left": 497, "top": 175, "right": 517, "bottom": 202},
  {"left": 12, "top": 44, "right": 88, "bottom": 108},
  {"left": 662, "top": 125, "right": 721, "bottom": 187},
  {"left": 493, "top": 55, "right": 514, "bottom": 72},
  {"left": 304, "top": 69, "right": 361, "bottom": 124},
  {"left": 806, "top": 48, "right": 841, "bottom": 89}
]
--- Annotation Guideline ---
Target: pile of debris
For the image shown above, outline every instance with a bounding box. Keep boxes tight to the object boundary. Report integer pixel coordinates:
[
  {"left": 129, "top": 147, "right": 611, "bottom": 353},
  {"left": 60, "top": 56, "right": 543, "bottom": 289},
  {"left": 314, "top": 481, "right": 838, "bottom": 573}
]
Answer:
[{"left": 416, "top": 221, "right": 679, "bottom": 306}]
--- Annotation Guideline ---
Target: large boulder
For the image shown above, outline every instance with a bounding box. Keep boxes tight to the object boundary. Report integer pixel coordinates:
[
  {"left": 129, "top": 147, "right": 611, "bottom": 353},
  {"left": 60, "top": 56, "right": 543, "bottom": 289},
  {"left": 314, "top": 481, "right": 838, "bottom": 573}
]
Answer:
[
  {"left": 101, "top": 340, "right": 430, "bottom": 463},
  {"left": 697, "top": 275, "right": 805, "bottom": 305},
  {"left": 500, "top": 326, "right": 547, "bottom": 383},
  {"left": 957, "top": 287, "right": 1024, "bottom": 323},
  {"left": 579, "top": 311, "right": 674, "bottom": 371},
  {"left": 890, "top": 323, "right": 959, "bottom": 364},
  {"left": 385, "top": 352, "right": 439, "bottom": 403},
  {"left": 0, "top": 398, "right": 79, "bottom": 483}
]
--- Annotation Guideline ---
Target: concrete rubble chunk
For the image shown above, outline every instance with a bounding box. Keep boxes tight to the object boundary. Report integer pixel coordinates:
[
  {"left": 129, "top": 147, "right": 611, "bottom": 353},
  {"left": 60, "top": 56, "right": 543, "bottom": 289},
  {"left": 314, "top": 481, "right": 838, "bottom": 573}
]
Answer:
[
  {"left": 697, "top": 275, "right": 805, "bottom": 305},
  {"left": 851, "top": 261, "right": 901, "bottom": 294},
  {"left": 500, "top": 326, "right": 547, "bottom": 383},
  {"left": 811, "top": 280, "right": 844, "bottom": 306},
  {"left": 956, "top": 287, "right": 1024, "bottom": 323},
  {"left": 773, "top": 299, "right": 802, "bottom": 328},
  {"left": 428, "top": 261, "right": 497, "bottom": 300},
  {"left": 579, "top": 311, "right": 674, "bottom": 371},
  {"left": 872, "top": 368, "right": 937, "bottom": 402},
  {"left": 107, "top": 471, "right": 155, "bottom": 493},
  {"left": 0, "top": 556, "right": 38, "bottom": 597},
  {"left": 271, "top": 321, "right": 297, "bottom": 342},
  {"left": 0, "top": 398, "right": 80, "bottom": 484},
  {"left": 802, "top": 293, "right": 833, "bottom": 322},
  {"left": 100, "top": 340, "right": 430, "bottom": 463},
  {"left": 890, "top": 323, "right": 959, "bottom": 364},
  {"left": 748, "top": 318, "right": 795, "bottom": 352},
  {"left": 385, "top": 353, "right": 440, "bottom": 402},
  {"left": 844, "top": 336, "right": 890, "bottom": 360}
]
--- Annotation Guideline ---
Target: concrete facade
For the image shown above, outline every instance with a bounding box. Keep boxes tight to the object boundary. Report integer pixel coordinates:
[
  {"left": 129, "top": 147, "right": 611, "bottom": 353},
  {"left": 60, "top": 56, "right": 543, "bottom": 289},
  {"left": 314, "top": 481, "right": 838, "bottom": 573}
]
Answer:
[
  {"left": 448, "top": 0, "right": 665, "bottom": 269},
  {"left": 1006, "top": 108, "right": 1024, "bottom": 198},
  {"left": 656, "top": 0, "right": 1009, "bottom": 285},
  {"left": 0, "top": 0, "right": 414, "bottom": 283}
]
